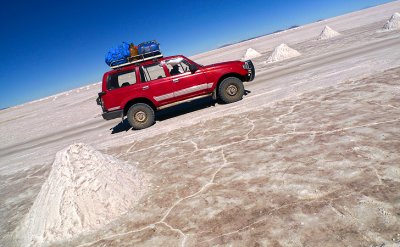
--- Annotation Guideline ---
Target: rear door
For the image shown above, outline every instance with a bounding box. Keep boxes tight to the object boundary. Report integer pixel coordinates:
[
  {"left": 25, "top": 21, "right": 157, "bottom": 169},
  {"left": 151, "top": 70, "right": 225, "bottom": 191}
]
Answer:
[
  {"left": 164, "top": 57, "right": 209, "bottom": 101},
  {"left": 102, "top": 68, "right": 139, "bottom": 111},
  {"left": 139, "top": 61, "right": 176, "bottom": 105}
]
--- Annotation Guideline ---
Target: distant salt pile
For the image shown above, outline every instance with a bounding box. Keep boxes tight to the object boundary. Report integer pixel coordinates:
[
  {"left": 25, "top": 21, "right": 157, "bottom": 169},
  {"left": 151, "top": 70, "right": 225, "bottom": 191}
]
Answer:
[
  {"left": 266, "top": 43, "right": 301, "bottom": 63},
  {"left": 242, "top": 48, "right": 262, "bottom": 60},
  {"left": 318, "top": 25, "right": 341, "bottom": 40},
  {"left": 19, "top": 143, "right": 148, "bottom": 246},
  {"left": 383, "top": 12, "right": 400, "bottom": 31}
]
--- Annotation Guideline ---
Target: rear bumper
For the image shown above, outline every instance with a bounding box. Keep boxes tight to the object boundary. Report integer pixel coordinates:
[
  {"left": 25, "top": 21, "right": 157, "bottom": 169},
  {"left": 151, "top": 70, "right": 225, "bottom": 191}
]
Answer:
[
  {"left": 244, "top": 60, "right": 255, "bottom": 81},
  {"left": 102, "top": 109, "right": 123, "bottom": 120}
]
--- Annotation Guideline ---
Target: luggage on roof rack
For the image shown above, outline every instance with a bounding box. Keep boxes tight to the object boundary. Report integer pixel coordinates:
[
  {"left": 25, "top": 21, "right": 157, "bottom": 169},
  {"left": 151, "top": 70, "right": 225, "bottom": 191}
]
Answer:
[
  {"left": 138, "top": 41, "right": 161, "bottom": 58},
  {"left": 105, "top": 42, "right": 130, "bottom": 66},
  {"left": 129, "top": 44, "right": 139, "bottom": 59},
  {"left": 109, "top": 51, "right": 163, "bottom": 69},
  {"left": 105, "top": 40, "right": 163, "bottom": 69}
]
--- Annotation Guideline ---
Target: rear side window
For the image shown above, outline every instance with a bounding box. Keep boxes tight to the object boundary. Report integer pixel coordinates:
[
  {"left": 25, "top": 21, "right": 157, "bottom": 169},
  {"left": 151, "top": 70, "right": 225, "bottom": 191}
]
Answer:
[
  {"left": 118, "top": 71, "right": 136, "bottom": 87},
  {"left": 139, "top": 62, "right": 166, "bottom": 82},
  {"left": 107, "top": 70, "right": 137, "bottom": 90}
]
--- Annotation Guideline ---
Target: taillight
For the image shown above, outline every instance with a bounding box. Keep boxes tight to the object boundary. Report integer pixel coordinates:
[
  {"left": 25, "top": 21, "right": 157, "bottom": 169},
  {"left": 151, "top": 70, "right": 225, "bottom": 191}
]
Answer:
[{"left": 97, "top": 92, "right": 106, "bottom": 106}]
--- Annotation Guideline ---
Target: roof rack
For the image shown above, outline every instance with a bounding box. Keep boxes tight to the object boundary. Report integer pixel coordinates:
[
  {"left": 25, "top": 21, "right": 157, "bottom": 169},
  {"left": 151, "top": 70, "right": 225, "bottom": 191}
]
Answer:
[{"left": 110, "top": 50, "right": 163, "bottom": 69}]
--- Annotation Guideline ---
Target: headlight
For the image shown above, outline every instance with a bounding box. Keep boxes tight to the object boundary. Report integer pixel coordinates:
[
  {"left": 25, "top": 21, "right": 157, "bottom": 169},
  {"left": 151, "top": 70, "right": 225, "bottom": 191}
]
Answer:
[{"left": 243, "top": 61, "right": 251, "bottom": 70}]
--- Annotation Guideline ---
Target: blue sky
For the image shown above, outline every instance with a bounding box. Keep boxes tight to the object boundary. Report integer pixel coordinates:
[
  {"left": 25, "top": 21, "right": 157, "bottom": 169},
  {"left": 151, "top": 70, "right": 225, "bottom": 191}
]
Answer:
[{"left": 0, "top": 0, "right": 393, "bottom": 109}]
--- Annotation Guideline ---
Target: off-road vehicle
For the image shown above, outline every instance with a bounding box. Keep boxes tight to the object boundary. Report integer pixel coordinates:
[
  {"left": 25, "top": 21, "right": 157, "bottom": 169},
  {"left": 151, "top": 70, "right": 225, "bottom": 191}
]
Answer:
[{"left": 97, "top": 53, "right": 255, "bottom": 130}]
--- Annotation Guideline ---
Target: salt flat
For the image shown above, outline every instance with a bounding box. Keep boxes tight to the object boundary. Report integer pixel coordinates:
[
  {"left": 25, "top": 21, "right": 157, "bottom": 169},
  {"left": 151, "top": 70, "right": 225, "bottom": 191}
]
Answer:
[{"left": 1, "top": 1, "right": 400, "bottom": 246}]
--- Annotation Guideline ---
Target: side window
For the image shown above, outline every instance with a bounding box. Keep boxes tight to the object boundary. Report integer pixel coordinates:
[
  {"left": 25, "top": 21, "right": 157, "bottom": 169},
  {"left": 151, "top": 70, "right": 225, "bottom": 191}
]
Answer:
[
  {"left": 165, "top": 58, "right": 191, "bottom": 76},
  {"left": 107, "top": 69, "right": 136, "bottom": 90},
  {"left": 118, "top": 71, "right": 136, "bottom": 87},
  {"left": 140, "top": 62, "right": 166, "bottom": 82}
]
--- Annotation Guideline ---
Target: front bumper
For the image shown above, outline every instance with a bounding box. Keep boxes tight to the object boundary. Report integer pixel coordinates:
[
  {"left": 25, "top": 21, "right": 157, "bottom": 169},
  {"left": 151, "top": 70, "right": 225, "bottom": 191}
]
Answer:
[
  {"left": 244, "top": 60, "right": 255, "bottom": 81},
  {"left": 102, "top": 109, "right": 123, "bottom": 120}
]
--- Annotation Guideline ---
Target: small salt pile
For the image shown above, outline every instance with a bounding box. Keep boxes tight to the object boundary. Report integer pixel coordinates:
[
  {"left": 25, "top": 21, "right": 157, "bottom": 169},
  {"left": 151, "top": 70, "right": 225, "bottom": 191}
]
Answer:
[
  {"left": 318, "top": 25, "right": 341, "bottom": 40},
  {"left": 242, "top": 48, "right": 262, "bottom": 60},
  {"left": 383, "top": 13, "right": 400, "bottom": 31},
  {"left": 19, "top": 143, "right": 148, "bottom": 246},
  {"left": 266, "top": 43, "right": 301, "bottom": 63}
]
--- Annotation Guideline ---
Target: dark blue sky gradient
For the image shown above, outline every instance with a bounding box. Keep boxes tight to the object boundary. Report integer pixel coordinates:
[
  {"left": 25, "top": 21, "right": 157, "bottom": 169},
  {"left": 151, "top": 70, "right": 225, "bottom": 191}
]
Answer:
[{"left": 0, "top": 0, "right": 393, "bottom": 108}]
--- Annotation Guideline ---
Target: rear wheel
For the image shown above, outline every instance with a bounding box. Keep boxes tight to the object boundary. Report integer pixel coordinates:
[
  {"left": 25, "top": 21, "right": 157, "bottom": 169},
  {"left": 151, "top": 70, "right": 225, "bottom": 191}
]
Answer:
[
  {"left": 218, "top": 77, "right": 244, "bottom": 104},
  {"left": 127, "top": 103, "right": 155, "bottom": 130}
]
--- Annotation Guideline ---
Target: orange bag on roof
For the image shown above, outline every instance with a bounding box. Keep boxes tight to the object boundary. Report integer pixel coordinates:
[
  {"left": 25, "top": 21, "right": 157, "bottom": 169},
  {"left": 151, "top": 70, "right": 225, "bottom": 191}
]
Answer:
[{"left": 129, "top": 43, "right": 139, "bottom": 60}]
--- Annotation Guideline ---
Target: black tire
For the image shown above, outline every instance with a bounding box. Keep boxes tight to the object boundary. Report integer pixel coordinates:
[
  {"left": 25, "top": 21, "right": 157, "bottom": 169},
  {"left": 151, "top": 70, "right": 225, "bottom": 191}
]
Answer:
[
  {"left": 127, "top": 103, "right": 155, "bottom": 130},
  {"left": 218, "top": 77, "right": 245, "bottom": 104}
]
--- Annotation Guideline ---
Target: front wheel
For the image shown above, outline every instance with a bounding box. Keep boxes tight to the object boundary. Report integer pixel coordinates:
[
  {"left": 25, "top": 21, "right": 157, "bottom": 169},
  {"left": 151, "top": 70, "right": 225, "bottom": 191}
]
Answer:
[
  {"left": 127, "top": 103, "right": 155, "bottom": 130},
  {"left": 218, "top": 77, "right": 245, "bottom": 104}
]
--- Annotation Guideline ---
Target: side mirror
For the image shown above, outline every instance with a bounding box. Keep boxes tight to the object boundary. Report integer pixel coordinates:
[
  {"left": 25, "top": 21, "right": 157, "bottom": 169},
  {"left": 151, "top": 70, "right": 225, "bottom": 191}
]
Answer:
[{"left": 189, "top": 64, "right": 198, "bottom": 73}]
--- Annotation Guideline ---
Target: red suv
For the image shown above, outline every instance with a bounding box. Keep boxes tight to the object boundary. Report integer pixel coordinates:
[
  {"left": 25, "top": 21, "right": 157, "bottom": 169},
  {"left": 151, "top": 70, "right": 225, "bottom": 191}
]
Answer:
[{"left": 97, "top": 55, "right": 255, "bottom": 129}]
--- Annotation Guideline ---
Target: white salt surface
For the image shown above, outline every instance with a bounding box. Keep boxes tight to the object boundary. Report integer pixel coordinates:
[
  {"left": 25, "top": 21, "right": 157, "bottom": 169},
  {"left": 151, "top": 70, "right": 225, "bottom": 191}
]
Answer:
[
  {"left": 318, "top": 25, "right": 341, "bottom": 40},
  {"left": 1, "top": 3, "right": 400, "bottom": 245},
  {"left": 242, "top": 48, "right": 262, "bottom": 60},
  {"left": 383, "top": 12, "right": 400, "bottom": 30},
  {"left": 18, "top": 143, "right": 148, "bottom": 246},
  {"left": 266, "top": 43, "right": 301, "bottom": 63}
]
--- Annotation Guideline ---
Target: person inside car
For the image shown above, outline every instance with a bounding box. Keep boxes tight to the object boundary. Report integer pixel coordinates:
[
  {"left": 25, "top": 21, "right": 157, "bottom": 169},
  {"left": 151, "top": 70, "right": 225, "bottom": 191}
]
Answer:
[{"left": 170, "top": 64, "right": 181, "bottom": 76}]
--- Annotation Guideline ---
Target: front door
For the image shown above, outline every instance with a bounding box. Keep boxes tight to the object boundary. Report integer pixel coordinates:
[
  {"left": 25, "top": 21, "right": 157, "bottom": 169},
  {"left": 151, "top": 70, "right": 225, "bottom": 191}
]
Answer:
[
  {"left": 139, "top": 61, "right": 176, "bottom": 105},
  {"left": 164, "top": 57, "right": 209, "bottom": 101}
]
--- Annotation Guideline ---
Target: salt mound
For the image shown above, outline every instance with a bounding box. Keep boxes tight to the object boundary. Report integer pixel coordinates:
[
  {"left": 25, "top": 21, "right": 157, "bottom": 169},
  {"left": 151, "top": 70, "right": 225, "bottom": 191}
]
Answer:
[
  {"left": 242, "top": 48, "right": 262, "bottom": 60},
  {"left": 19, "top": 143, "right": 148, "bottom": 246},
  {"left": 318, "top": 25, "right": 341, "bottom": 40},
  {"left": 383, "top": 13, "right": 400, "bottom": 31},
  {"left": 266, "top": 43, "right": 301, "bottom": 63}
]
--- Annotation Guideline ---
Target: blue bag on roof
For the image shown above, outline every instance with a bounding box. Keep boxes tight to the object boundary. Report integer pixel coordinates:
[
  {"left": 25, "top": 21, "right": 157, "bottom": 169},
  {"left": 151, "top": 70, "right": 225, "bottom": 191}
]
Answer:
[
  {"left": 138, "top": 41, "right": 161, "bottom": 57},
  {"left": 105, "top": 42, "right": 130, "bottom": 66}
]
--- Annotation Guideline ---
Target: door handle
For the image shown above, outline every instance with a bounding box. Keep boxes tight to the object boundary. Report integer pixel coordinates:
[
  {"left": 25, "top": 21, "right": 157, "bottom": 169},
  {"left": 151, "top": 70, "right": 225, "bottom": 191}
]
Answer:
[
  {"left": 142, "top": 85, "right": 149, "bottom": 90},
  {"left": 172, "top": 79, "right": 179, "bottom": 83}
]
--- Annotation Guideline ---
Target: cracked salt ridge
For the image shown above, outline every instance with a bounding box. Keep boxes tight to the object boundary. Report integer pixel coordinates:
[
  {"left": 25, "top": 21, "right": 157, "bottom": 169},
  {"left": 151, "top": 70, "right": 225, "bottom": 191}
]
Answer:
[
  {"left": 75, "top": 68, "right": 400, "bottom": 246},
  {"left": 78, "top": 150, "right": 230, "bottom": 247},
  {"left": 199, "top": 188, "right": 365, "bottom": 244},
  {"left": 124, "top": 117, "right": 400, "bottom": 155}
]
